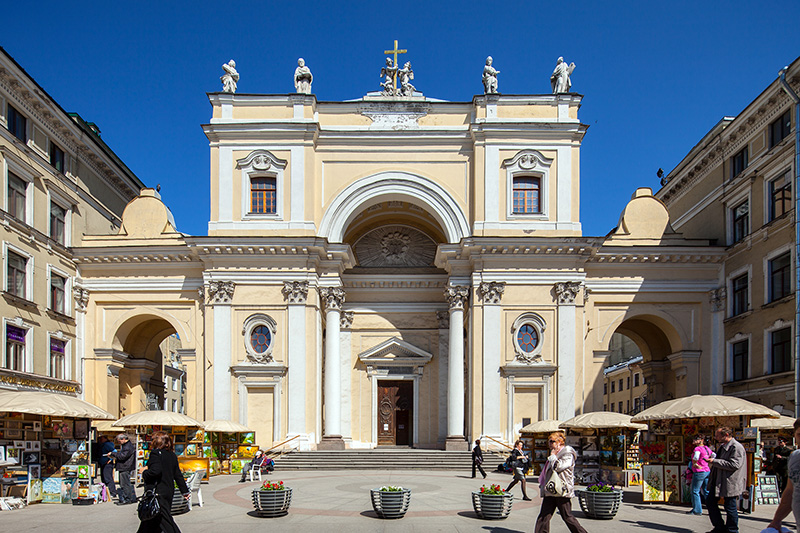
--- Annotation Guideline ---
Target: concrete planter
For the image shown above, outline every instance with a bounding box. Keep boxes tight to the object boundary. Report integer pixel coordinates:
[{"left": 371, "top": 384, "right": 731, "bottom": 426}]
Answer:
[
  {"left": 251, "top": 488, "right": 292, "bottom": 517},
  {"left": 370, "top": 489, "right": 411, "bottom": 519},
  {"left": 471, "top": 491, "right": 513, "bottom": 519},
  {"left": 576, "top": 489, "right": 623, "bottom": 519},
  {"left": 171, "top": 489, "right": 190, "bottom": 515}
]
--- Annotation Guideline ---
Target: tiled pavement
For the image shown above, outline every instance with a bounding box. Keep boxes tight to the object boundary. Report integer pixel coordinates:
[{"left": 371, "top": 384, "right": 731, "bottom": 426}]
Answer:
[{"left": 0, "top": 469, "right": 790, "bottom": 532}]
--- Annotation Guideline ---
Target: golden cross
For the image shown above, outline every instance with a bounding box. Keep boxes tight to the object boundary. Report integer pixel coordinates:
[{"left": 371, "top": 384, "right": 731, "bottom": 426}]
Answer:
[{"left": 384, "top": 39, "right": 407, "bottom": 93}]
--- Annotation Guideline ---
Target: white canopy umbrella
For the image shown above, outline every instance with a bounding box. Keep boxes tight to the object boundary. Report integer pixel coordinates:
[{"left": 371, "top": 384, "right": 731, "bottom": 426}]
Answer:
[
  {"left": 520, "top": 420, "right": 563, "bottom": 434},
  {"left": 113, "top": 410, "right": 203, "bottom": 427},
  {"left": 560, "top": 412, "right": 648, "bottom": 431},
  {"left": 0, "top": 390, "right": 114, "bottom": 419},
  {"left": 749, "top": 416, "right": 796, "bottom": 430},
  {"left": 631, "top": 395, "right": 780, "bottom": 422},
  {"left": 202, "top": 419, "right": 252, "bottom": 433}
]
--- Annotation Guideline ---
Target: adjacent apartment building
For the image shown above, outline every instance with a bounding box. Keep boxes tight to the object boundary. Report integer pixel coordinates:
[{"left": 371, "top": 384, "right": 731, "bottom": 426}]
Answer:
[
  {"left": 0, "top": 47, "right": 144, "bottom": 399},
  {"left": 656, "top": 56, "right": 799, "bottom": 415}
]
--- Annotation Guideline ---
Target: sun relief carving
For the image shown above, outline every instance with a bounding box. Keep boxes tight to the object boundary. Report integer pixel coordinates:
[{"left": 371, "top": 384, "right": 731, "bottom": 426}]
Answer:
[{"left": 354, "top": 225, "right": 436, "bottom": 267}]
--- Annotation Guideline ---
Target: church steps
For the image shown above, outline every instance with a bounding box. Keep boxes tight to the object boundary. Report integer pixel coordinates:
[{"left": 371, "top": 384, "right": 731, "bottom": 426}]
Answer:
[{"left": 272, "top": 450, "right": 507, "bottom": 470}]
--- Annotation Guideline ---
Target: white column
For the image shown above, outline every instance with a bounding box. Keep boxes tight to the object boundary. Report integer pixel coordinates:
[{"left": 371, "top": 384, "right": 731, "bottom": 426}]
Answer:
[
  {"left": 210, "top": 281, "right": 235, "bottom": 420},
  {"left": 437, "top": 311, "right": 449, "bottom": 446},
  {"left": 555, "top": 281, "right": 581, "bottom": 420},
  {"left": 339, "top": 311, "right": 354, "bottom": 442},
  {"left": 319, "top": 287, "right": 345, "bottom": 448},
  {"left": 479, "top": 282, "right": 505, "bottom": 438},
  {"left": 283, "top": 282, "right": 309, "bottom": 436},
  {"left": 444, "top": 286, "right": 469, "bottom": 450}
]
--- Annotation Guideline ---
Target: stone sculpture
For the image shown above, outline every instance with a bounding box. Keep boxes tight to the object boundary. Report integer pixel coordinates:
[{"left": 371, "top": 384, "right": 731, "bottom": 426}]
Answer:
[
  {"left": 398, "top": 61, "right": 416, "bottom": 96},
  {"left": 482, "top": 56, "right": 500, "bottom": 94},
  {"left": 294, "top": 58, "right": 313, "bottom": 94},
  {"left": 380, "top": 57, "right": 398, "bottom": 96},
  {"left": 220, "top": 60, "right": 239, "bottom": 94},
  {"left": 550, "top": 57, "right": 575, "bottom": 94}
]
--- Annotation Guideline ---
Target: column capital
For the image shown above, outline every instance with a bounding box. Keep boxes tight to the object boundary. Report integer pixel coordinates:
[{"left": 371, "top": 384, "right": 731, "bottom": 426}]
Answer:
[
  {"left": 208, "top": 280, "right": 235, "bottom": 303},
  {"left": 553, "top": 281, "right": 582, "bottom": 304},
  {"left": 444, "top": 285, "right": 470, "bottom": 311},
  {"left": 478, "top": 281, "right": 505, "bottom": 304},
  {"left": 282, "top": 281, "right": 309, "bottom": 304},
  {"left": 319, "top": 286, "right": 346, "bottom": 311}
]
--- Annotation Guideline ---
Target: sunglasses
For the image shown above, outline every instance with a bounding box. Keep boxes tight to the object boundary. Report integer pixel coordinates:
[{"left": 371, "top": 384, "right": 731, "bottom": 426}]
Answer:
[{"left": 549, "top": 440, "right": 558, "bottom": 444}]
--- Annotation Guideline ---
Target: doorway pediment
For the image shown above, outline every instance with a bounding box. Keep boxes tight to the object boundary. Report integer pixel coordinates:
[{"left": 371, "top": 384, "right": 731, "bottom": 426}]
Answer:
[{"left": 357, "top": 337, "right": 433, "bottom": 372}]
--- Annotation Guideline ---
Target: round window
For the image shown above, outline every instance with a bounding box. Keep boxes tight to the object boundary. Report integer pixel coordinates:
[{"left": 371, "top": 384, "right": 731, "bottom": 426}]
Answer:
[
  {"left": 516, "top": 323, "right": 539, "bottom": 353},
  {"left": 250, "top": 325, "right": 272, "bottom": 354}
]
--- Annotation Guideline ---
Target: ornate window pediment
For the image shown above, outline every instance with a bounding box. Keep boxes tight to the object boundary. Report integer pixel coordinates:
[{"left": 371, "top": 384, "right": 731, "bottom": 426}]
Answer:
[
  {"left": 357, "top": 337, "right": 433, "bottom": 374},
  {"left": 237, "top": 150, "right": 286, "bottom": 221},
  {"left": 503, "top": 149, "right": 553, "bottom": 220}
]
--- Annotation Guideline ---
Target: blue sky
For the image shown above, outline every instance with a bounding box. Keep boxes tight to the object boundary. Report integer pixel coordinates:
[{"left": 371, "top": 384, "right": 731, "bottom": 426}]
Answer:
[{"left": 5, "top": 1, "right": 800, "bottom": 237}]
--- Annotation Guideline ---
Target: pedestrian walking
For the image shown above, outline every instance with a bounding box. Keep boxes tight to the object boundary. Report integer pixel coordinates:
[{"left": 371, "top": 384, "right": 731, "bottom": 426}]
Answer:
[
  {"left": 534, "top": 432, "right": 588, "bottom": 533},
  {"left": 767, "top": 418, "right": 800, "bottom": 531},
  {"left": 472, "top": 439, "right": 486, "bottom": 479},
  {"left": 687, "top": 434, "right": 713, "bottom": 515},
  {"left": 706, "top": 426, "right": 746, "bottom": 533},
  {"left": 99, "top": 435, "right": 117, "bottom": 501},
  {"left": 504, "top": 440, "right": 531, "bottom": 500},
  {"left": 137, "top": 431, "right": 189, "bottom": 533}
]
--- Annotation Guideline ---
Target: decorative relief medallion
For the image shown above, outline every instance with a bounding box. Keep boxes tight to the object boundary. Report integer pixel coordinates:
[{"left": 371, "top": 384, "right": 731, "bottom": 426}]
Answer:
[
  {"left": 208, "top": 281, "right": 235, "bottom": 303},
  {"left": 553, "top": 281, "right": 581, "bottom": 304},
  {"left": 282, "top": 281, "right": 309, "bottom": 304},
  {"left": 444, "top": 286, "right": 470, "bottom": 311},
  {"left": 354, "top": 225, "right": 436, "bottom": 267},
  {"left": 319, "top": 287, "right": 346, "bottom": 311},
  {"left": 478, "top": 281, "right": 506, "bottom": 304},
  {"left": 73, "top": 287, "right": 89, "bottom": 311}
]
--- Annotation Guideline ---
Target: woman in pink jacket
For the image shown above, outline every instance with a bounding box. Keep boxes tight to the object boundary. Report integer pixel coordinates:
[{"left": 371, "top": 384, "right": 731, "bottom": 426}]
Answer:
[
  {"left": 534, "top": 432, "right": 588, "bottom": 533},
  {"left": 688, "top": 434, "right": 713, "bottom": 515}
]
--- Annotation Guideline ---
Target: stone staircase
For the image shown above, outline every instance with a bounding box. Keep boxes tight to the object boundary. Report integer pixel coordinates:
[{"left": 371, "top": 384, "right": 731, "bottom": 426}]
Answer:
[{"left": 271, "top": 448, "right": 508, "bottom": 471}]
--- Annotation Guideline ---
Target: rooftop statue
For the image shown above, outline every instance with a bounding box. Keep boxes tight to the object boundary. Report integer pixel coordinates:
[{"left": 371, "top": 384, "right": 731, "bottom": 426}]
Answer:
[
  {"left": 482, "top": 56, "right": 500, "bottom": 94},
  {"left": 398, "top": 61, "right": 416, "bottom": 96},
  {"left": 550, "top": 57, "right": 575, "bottom": 94},
  {"left": 220, "top": 60, "right": 239, "bottom": 94},
  {"left": 294, "top": 58, "right": 313, "bottom": 94},
  {"left": 380, "top": 57, "right": 398, "bottom": 96}
]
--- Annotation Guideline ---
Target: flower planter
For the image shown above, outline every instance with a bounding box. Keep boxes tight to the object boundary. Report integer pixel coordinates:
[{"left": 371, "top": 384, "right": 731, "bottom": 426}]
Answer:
[
  {"left": 171, "top": 488, "right": 190, "bottom": 515},
  {"left": 471, "top": 491, "right": 513, "bottom": 519},
  {"left": 370, "top": 489, "right": 411, "bottom": 519},
  {"left": 575, "top": 489, "right": 623, "bottom": 519},
  {"left": 251, "top": 488, "right": 292, "bottom": 517}
]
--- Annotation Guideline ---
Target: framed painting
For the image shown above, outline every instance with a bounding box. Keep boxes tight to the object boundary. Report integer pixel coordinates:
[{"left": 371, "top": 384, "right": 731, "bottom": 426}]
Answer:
[
  {"left": 627, "top": 469, "right": 642, "bottom": 486},
  {"left": 651, "top": 419, "right": 672, "bottom": 435},
  {"left": 667, "top": 436, "right": 684, "bottom": 463},
  {"left": 663, "top": 465, "right": 682, "bottom": 504},
  {"left": 185, "top": 444, "right": 197, "bottom": 456},
  {"left": 680, "top": 466, "right": 692, "bottom": 504},
  {"left": 74, "top": 420, "right": 88, "bottom": 440},
  {"left": 239, "top": 432, "right": 255, "bottom": 445},
  {"left": 643, "top": 465, "right": 664, "bottom": 502}
]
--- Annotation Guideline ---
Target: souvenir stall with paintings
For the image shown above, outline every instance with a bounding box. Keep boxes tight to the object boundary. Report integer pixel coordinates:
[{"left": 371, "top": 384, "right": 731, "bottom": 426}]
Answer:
[
  {"left": 631, "top": 394, "right": 780, "bottom": 508},
  {"left": 519, "top": 420, "right": 563, "bottom": 475},
  {"left": 750, "top": 415, "right": 795, "bottom": 505},
  {"left": 0, "top": 391, "right": 115, "bottom": 507},
  {"left": 559, "top": 412, "right": 647, "bottom": 487},
  {"left": 202, "top": 420, "right": 256, "bottom": 476},
  {"left": 112, "top": 411, "right": 207, "bottom": 482}
]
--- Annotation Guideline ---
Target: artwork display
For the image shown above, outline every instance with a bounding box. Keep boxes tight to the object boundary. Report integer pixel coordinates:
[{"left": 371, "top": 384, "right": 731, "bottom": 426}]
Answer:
[
  {"left": 238, "top": 445, "right": 259, "bottom": 458},
  {"left": 641, "top": 441, "right": 666, "bottom": 463},
  {"left": 680, "top": 466, "right": 692, "bottom": 504},
  {"left": 52, "top": 420, "right": 72, "bottom": 438},
  {"left": 643, "top": 465, "right": 665, "bottom": 502},
  {"left": 23, "top": 451, "right": 40, "bottom": 465},
  {"left": 74, "top": 420, "right": 88, "bottom": 439},
  {"left": 663, "top": 465, "right": 681, "bottom": 504},
  {"left": 185, "top": 444, "right": 197, "bottom": 456},
  {"left": 667, "top": 436, "right": 684, "bottom": 463},
  {"left": 28, "top": 464, "right": 41, "bottom": 479},
  {"left": 651, "top": 420, "right": 672, "bottom": 435},
  {"left": 240, "top": 432, "right": 255, "bottom": 445},
  {"left": 627, "top": 469, "right": 642, "bottom": 486}
]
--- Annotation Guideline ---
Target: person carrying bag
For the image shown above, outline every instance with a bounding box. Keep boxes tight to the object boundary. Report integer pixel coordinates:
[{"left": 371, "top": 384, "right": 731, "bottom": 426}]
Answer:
[
  {"left": 535, "top": 432, "right": 588, "bottom": 533},
  {"left": 137, "top": 431, "right": 189, "bottom": 533}
]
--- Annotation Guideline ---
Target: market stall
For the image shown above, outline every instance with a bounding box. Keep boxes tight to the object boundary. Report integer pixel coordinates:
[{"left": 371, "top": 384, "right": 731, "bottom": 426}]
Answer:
[
  {"left": 560, "top": 412, "right": 647, "bottom": 487},
  {"left": 112, "top": 411, "right": 208, "bottom": 481},
  {"left": 201, "top": 420, "right": 256, "bottom": 476},
  {"left": 0, "top": 391, "right": 114, "bottom": 506},
  {"left": 631, "top": 394, "right": 779, "bottom": 508},
  {"left": 519, "top": 419, "right": 563, "bottom": 475}
]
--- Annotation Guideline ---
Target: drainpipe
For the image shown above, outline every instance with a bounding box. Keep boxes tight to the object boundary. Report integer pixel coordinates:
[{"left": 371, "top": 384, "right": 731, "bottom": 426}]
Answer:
[{"left": 778, "top": 67, "right": 800, "bottom": 418}]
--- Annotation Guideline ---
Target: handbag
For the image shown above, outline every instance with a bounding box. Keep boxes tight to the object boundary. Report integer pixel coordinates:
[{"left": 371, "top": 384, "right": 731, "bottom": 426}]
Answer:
[
  {"left": 544, "top": 466, "right": 570, "bottom": 497},
  {"left": 137, "top": 488, "right": 160, "bottom": 521}
]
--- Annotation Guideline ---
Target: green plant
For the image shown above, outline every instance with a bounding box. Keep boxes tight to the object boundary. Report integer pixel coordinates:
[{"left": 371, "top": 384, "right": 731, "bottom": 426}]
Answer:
[
  {"left": 379, "top": 485, "right": 404, "bottom": 492},
  {"left": 260, "top": 480, "right": 285, "bottom": 491},
  {"left": 586, "top": 482, "right": 615, "bottom": 492},
  {"left": 479, "top": 483, "right": 506, "bottom": 495}
]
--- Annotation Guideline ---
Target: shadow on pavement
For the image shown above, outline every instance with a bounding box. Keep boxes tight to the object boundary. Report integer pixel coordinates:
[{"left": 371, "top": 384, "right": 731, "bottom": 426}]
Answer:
[
  {"left": 358, "top": 510, "right": 381, "bottom": 519},
  {"left": 480, "top": 527, "right": 525, "bottom": 533},
  {"left": 619, "top": 520, "right": 693, "bottom": 532}
]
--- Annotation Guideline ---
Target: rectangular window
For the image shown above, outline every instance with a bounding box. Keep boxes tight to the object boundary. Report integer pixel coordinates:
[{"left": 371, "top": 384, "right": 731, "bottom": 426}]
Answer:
[
  {"left": 626, "top": 400, "right": 630, "bottom": 413},
  {"left": 634, "top": 373, "right": 640, "bottom": 387},
  {"left": 769, "top": 110, "right": 791, "bottom": 149},
  {"left": 172, "top": 376, "right": 179, "bottom": 391},
  {"left": 6, "top": 104, "right": 26, "bottom": 142},
  {"left": 732, "top": 200, "right": 749, "bottom": 243},
  {"left": 7, "top": 251, "right": 27, "bottom": 298},
  {"left": 512, "top": 176, "right": 541, "bottom": 214},
  {"left": 50, "top": 273, "right": 66, "bottom": 314},
  {"left": 618, "top": 378, "right": 623, "bottom": 391},
  {"left": 50, "top": 203, "right": 66, "bottom": 244},
  {"left": 634, "top": 398, "right": 640, "bottom": 411},
  {"left": 172, "top": 399, "right": 178, "bottom": 413},
  {"left": 731, "top": 274, "right": 748, "bottom": 316},
  {"left": 49, "top": 338, "right": 65, "bottom": 380},
  {"left": 5, "top": 325, "right": 25, "bottom": 371},
  {"left": 769, "top": 171, "right": 792, "bottom": 221},
  {"left": 618, "top": 401, "right": 623, "bottom": 413},
  {"left": 731, "top": 340, "right": 748, "bottom": 381},
  {"left": 50, "top": 143, "right": 65, "bottom": 173},
  {"left": 611, "top": 381, "right": 615, "bottom": 393},
  {"left": 250, "top": 177, "right": 277, "bottom": 214},
  {"left": 769, "top": 252, "right": 791, "bottom": 302},
  {"left": 8, "top": 172, "right": 26, "bottom": 221},
  {"left": 730, "top": 147, "right": 749, "bottom": 179},
  {"left": 609, "top": 403, "right": 614, "bottom": 412},
  {"left": 626, "top": 376, "right": 630, "bottom": 390},
  {"left": 771, "top": 327, "right": 792, "bottom": 374},
  {"left": 604, "top": 404, "right": 607, "bottom": 411},
  {"left": 603, "top": 382, "right": 607, "bottom": 395}
]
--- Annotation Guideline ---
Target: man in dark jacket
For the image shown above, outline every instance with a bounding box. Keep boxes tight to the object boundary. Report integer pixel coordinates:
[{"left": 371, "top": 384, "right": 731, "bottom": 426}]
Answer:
[
  {"left": 111, "top": 433, "right": 136, "bottom": 504},
  {"left": 99, "top": 435, "right": 117, "bottom": 500},
  {"left": 706, "top": 426, "right": 746, "bottom": 533}
]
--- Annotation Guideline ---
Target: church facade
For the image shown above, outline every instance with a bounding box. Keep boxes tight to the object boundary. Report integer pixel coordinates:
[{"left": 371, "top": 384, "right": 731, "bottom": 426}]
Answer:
[{"left": 74, "top": 88, "right": 724, "bottom": 450}]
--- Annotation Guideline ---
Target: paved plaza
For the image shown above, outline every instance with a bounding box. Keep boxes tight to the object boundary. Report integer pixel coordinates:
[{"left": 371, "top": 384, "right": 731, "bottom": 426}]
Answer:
[{"left": 0, "top": 469, "right": 789, "bottom": 532}]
